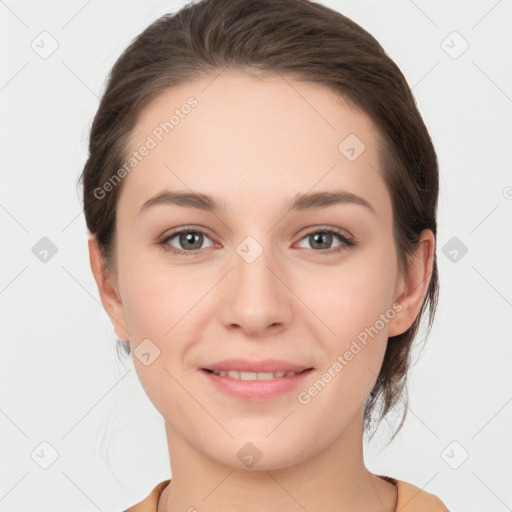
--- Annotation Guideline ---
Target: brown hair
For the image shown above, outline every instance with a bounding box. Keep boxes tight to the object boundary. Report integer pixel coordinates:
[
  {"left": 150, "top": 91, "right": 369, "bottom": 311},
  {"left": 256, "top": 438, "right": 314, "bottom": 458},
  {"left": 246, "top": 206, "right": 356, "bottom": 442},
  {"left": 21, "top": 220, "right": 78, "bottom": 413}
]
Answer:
[{"left": 79, "top": 0, "right": 439, "bottom": 439}]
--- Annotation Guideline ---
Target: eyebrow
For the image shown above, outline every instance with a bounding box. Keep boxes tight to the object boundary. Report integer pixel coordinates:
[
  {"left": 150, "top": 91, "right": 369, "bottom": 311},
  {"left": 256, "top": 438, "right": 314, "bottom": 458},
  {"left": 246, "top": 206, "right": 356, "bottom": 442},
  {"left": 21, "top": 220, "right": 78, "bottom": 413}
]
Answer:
[{"left": 137, "top": 189, "right": 376, "bottom": 215}]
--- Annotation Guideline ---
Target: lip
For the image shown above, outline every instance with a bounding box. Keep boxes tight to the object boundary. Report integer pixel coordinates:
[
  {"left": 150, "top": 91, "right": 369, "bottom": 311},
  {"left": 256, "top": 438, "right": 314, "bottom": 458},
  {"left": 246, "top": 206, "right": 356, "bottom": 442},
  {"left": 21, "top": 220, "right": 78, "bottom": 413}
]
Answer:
[
  {"left": 200, "top": 359, "right": 314, "bottom": 401},
  {"left": 202, "top": 358, "right": 313, "bottom": 373}
]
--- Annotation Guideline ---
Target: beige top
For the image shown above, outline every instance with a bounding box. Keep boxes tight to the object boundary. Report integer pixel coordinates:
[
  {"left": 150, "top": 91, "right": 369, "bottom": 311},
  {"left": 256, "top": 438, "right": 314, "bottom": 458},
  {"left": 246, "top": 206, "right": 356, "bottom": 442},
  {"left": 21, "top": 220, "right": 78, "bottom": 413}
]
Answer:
[{"left": 124, "top": 475, "right": 449, "bottom": 511}]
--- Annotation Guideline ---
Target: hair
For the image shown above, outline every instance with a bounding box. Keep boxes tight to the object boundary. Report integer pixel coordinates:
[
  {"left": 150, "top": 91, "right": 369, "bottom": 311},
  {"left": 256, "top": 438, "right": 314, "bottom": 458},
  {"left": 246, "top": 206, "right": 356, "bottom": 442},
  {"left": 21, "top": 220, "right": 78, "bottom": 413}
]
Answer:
[{"left": 79, "top": 0, "right": 439, "bottom": 440}]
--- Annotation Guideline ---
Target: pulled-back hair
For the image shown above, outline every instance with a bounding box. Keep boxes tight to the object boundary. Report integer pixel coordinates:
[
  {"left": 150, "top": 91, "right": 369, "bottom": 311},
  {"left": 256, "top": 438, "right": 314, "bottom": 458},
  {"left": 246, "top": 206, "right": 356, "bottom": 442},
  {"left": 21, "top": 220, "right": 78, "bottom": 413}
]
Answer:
[{"left": 79, "top": 0, "right": 439, "bottom": 439}]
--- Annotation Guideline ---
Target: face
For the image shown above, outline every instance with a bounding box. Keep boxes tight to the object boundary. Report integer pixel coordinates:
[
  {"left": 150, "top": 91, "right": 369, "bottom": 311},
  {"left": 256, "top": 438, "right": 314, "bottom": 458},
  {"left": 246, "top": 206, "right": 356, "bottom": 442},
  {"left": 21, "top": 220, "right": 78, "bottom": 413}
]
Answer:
[{"left": 91, "top": 70, "right": 427, "bottom": 471}]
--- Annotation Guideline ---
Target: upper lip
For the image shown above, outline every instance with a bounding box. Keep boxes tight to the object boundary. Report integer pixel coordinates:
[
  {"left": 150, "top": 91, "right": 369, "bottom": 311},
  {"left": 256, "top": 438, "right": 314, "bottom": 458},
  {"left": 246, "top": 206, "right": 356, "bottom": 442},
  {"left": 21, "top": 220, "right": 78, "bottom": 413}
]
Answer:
[{"left": 203, "top": 359, "right": 313, "bottom": 373}]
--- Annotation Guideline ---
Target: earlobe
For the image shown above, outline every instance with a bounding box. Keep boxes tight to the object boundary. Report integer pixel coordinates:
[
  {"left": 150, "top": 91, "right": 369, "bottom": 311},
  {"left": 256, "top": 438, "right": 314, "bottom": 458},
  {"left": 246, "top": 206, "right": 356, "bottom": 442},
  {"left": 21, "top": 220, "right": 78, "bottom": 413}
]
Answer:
[
  {"left": 387, "top": 229, "right": 435, "bottom": 338},
  {"left": 87, "top": 235, "right": 130, "bottom": 341}
]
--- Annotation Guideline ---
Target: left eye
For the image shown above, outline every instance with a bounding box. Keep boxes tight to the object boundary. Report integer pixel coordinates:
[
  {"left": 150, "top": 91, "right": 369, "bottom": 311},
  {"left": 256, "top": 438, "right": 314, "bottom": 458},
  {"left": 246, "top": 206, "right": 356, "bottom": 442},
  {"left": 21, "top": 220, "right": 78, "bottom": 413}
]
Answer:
[{"left": 295, "top": 228, "right": 354, "bottom": 252}]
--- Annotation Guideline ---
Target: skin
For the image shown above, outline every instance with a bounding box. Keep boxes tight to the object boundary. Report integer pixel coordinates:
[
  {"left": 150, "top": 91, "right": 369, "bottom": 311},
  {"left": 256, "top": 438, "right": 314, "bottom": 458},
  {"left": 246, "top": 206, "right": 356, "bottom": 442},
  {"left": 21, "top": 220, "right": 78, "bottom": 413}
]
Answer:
[{"left": 89, "top": 70, "right": 435, "bottom": 511}]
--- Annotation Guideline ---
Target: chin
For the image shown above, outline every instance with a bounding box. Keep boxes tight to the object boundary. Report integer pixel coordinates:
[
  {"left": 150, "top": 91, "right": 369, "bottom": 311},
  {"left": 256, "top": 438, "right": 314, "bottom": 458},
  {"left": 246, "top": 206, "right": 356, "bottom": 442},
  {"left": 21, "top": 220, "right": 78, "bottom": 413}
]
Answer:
[{"left": 200, "top": 435, "right": 314, "bottom": 472}]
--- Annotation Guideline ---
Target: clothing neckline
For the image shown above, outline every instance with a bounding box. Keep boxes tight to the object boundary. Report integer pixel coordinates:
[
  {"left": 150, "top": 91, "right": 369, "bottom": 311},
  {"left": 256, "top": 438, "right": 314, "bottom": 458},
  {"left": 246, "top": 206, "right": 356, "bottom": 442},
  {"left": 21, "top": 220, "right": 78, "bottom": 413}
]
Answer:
[{"left": 156, "top": 474, "right": 399, "bottom": 511}]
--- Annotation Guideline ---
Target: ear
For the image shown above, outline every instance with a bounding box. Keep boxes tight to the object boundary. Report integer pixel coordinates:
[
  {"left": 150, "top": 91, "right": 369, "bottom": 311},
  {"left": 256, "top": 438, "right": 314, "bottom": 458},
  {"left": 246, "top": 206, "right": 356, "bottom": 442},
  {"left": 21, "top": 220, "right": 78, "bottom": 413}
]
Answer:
[
  {"left": 88, "top": 234, "right": 130, "bottom": 341},
  {"left": 387, "top": 229, "right": 436, "bottom": 337}
]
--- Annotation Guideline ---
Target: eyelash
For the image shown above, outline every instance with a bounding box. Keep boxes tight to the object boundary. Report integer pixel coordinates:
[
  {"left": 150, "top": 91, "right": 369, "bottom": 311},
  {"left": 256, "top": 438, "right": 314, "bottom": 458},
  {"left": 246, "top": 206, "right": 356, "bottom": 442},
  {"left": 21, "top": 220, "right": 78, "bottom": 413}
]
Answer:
[{"left": 157, "top": 226, "right": 356, "bottom": 257}]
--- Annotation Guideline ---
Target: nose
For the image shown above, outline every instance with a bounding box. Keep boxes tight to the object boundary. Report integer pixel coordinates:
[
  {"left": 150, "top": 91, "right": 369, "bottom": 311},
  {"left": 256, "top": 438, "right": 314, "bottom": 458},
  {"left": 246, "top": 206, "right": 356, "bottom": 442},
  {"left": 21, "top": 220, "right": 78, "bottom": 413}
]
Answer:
[{"left": 219, "top": 239, "right": 293, "bottom": 337}]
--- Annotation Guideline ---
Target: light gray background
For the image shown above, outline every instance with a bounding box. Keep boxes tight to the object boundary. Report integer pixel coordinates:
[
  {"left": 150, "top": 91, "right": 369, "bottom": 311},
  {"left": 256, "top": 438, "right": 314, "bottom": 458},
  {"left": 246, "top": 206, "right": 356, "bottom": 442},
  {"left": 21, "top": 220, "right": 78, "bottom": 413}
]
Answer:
[{"left": 1, "top": 0, "right": 511, "bottom": 510}]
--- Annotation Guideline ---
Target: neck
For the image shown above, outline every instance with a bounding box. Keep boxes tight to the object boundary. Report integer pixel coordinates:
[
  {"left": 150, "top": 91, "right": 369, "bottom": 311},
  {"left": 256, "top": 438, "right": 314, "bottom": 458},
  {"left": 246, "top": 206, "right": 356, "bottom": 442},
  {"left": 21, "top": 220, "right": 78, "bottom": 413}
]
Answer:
[{"left": 158, "top": 406, "right": 397, "bottom": 512}]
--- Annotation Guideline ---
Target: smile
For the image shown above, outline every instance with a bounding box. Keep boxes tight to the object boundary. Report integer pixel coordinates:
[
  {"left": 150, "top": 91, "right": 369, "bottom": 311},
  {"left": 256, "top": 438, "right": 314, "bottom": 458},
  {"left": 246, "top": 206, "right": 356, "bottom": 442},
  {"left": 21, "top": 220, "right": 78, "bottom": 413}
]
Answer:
[
  {"left": 201, "top": 368, "right": 314, "bottom": 400},
  {"left": 204, "top": 369, "right": 310, "bottom": 380}
]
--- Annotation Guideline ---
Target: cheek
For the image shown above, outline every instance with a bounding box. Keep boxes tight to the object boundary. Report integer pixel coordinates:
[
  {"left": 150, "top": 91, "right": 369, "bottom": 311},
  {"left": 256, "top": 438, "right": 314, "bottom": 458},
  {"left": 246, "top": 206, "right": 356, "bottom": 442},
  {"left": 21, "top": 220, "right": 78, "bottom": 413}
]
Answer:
[
  {"left": 118, "top": 262, "right": 200, "bottom": 413},
  {"left": 295, "top": 255, "right": 396, "bottom": 339},
  {"left": 293, "top": 253, "right": 396, "bottom": 391},
  {"left": 117, "top": 243, "right": 204, "bottom": 341}
]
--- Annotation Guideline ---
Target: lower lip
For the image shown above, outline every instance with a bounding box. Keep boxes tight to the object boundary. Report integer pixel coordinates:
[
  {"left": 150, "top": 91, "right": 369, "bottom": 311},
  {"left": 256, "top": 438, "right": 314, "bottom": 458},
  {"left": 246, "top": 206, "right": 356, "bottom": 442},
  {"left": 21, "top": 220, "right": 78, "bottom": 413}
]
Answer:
[{"left": 201, "top": 369, "right": 314, "bottom": 400}]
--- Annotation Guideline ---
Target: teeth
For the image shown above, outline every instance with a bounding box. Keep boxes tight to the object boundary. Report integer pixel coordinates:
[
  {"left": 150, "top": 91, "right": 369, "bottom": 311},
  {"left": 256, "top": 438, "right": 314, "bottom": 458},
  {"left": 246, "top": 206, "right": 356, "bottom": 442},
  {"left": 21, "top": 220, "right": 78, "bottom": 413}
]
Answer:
[{"left": 210, "top": 370, "right": 301, "bottom": 380}]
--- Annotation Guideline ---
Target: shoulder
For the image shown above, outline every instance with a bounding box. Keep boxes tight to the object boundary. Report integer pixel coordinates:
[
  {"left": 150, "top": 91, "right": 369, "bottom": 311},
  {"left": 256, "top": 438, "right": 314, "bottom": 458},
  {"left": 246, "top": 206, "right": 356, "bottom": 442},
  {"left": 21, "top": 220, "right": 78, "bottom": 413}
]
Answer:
[
  {"left": 396, "top": 479, "right": 449, "bottom": 511},
  {"left": 124, "top": 479, "right": 171, "bottom": 512}
]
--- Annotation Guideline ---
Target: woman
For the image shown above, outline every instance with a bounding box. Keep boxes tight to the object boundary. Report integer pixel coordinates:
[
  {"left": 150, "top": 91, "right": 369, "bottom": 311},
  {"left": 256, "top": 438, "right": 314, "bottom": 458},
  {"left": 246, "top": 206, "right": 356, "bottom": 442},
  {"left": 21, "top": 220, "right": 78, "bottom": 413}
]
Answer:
[{"left": 81, "top": 0, "right": 449, "bottom": 509}]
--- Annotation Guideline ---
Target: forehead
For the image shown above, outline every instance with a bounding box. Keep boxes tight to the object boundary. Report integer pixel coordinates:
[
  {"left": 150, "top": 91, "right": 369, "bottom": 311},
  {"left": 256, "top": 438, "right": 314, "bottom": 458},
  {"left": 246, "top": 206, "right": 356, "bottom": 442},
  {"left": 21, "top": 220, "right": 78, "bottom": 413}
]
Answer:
[{"left": 119, "top": 70, "right": 390, "bottom": 219}]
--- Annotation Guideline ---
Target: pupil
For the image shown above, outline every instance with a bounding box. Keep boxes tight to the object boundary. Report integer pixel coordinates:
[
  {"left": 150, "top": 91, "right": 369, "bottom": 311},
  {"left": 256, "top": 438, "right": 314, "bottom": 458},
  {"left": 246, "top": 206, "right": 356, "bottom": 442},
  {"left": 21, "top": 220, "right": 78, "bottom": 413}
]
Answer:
[
  {"left": 312, "top": 232, "right": 331, "bottom": 249},
  {"left": 181, "top": 232, "right": 202, "bottom": 249}
]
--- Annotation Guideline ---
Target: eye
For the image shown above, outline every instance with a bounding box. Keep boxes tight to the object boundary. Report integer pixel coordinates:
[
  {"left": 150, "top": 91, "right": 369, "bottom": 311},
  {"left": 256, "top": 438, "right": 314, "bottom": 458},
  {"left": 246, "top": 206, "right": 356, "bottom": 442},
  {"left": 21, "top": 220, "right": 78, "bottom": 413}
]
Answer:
[
  {"left": 158, "top": 228, "right": 215, "bottom": 255},
  {"left": 296, "top": 227, "right": 355, "bottom": 254}
]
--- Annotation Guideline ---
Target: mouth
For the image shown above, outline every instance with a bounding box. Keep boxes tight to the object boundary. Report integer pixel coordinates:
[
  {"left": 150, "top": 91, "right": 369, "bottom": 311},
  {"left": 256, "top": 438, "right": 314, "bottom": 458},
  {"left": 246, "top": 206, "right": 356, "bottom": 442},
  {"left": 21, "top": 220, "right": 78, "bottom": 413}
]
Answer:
[
  {"left": 202, "top": 368, "right": 313, "bottom": 380},
  {"left": 200, "top": 365, "right": 315, "bottom": 400}
]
